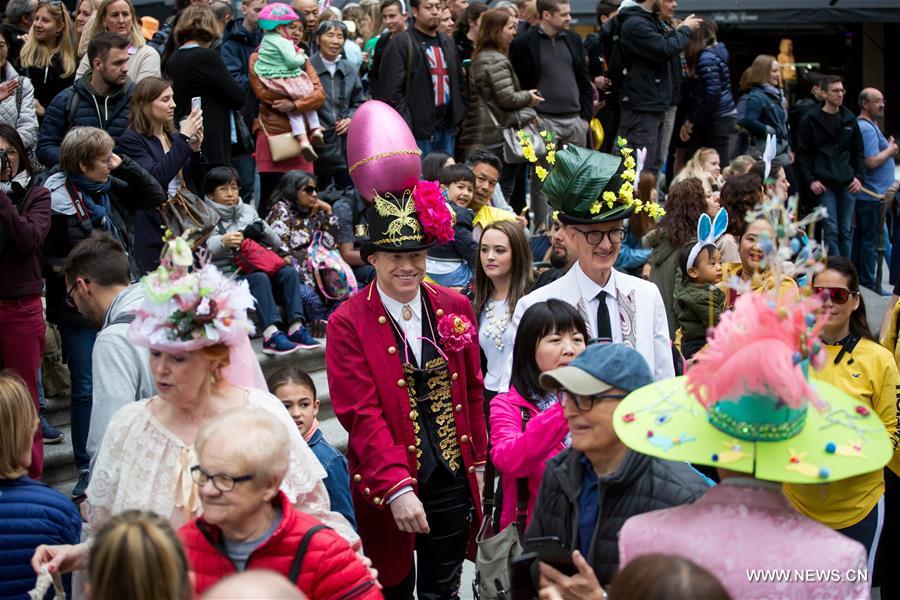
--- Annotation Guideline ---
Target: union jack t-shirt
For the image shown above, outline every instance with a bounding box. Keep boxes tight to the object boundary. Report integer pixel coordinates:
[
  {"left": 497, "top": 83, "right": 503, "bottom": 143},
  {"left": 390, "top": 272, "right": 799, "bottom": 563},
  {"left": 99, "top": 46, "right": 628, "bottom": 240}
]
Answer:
[{"left": 413, "top": 29, "right": 452, "bottom": 120}]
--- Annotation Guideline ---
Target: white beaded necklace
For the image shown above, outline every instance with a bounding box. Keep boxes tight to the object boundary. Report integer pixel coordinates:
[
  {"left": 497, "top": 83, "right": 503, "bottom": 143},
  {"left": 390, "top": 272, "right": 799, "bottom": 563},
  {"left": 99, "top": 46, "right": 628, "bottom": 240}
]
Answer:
[{"left": 484, "top": 299, "right": 510, "bottom": 351}]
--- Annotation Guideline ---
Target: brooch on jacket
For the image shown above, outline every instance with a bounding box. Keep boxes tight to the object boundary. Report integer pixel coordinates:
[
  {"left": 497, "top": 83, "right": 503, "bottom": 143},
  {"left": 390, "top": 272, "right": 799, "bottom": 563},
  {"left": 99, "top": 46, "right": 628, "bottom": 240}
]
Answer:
[{"left": 437, "top": 313, "right": 475, "bottom": 352}]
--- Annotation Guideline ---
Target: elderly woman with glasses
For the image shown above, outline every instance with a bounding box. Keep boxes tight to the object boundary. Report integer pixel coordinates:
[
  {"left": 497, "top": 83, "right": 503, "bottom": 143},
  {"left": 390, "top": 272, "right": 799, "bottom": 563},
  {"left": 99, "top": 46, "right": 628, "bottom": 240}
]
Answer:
[
  {"left": 524, "top": 343, "right": 709, "bottom": 588},
  {"left": 179, "top": 408, "right": 381, "bottom": 597},
  {"left": 42, "top": 126, "right": 164, "bottom": 496}
]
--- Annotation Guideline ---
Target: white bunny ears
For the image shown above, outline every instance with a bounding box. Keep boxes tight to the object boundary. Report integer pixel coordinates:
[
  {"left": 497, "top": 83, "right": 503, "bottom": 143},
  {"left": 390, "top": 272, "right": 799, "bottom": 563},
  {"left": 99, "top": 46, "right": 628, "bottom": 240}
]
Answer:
[
  {"left": 686, "top": 207, "right": 729, "bottom": 270},
  {"left": 635, "top": 147, "right": 648, "bottom": 179},
  {"left": 763, "top": 133, "right": 777, "bottom": 182}
]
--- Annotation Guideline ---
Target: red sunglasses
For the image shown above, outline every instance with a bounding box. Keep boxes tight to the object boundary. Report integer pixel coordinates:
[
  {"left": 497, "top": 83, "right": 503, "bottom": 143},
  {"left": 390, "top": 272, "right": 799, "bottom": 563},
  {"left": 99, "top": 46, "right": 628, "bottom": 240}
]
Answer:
[{"left": 813, "top": 286, "right": 857, "bottom": 305}]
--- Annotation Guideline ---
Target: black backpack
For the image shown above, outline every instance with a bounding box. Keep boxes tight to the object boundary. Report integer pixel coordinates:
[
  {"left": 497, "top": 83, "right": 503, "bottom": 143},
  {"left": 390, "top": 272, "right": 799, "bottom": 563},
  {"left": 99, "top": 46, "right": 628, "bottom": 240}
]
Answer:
[{"left": 601, "top": 11, "right": 633, "bottom": 88}]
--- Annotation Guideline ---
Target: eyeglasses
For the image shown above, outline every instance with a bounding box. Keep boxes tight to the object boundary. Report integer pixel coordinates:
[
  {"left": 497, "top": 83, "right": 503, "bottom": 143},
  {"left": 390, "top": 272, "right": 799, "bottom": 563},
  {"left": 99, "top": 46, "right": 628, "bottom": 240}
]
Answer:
[
  {"left": 190, "top": 465, "right": 253, "bottom": 492},
  {"left": 558, "top": 389, "right": 628, "bottom": 411},
  {"left": 571, "top": 227, "right": 627, "bottom": 246},
  {"left": 302, "top": 185, "right": 317, "bottom": 195},
  {"left": 813, "top": 286, "right": 858, "bottom": 305},
  {"left": 65, "top": 277, "right": 88, "bottom": 308}
]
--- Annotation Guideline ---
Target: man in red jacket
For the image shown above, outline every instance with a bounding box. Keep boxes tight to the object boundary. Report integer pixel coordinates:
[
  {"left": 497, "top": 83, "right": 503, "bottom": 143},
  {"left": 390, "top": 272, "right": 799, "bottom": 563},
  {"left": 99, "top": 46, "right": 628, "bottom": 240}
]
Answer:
[{"left": 327, "top": 128, "right": 488, "bottom": 596}]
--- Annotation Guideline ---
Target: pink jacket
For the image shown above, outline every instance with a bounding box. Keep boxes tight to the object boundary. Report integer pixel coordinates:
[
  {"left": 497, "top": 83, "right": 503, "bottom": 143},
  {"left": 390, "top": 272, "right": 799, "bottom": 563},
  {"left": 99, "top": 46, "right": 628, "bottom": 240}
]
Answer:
[
  {"left": 618, "top": 479, "right": 870, "bottom": 600},
  {"left": 489, "top": 387, "right": 568, "bottom": 529}
]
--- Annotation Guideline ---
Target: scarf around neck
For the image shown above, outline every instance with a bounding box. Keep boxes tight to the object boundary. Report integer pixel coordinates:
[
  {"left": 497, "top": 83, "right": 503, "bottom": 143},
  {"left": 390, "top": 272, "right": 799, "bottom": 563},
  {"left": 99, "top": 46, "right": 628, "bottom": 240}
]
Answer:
[{"left": 70, "top": 174, "right": 113, "bottom": 227}]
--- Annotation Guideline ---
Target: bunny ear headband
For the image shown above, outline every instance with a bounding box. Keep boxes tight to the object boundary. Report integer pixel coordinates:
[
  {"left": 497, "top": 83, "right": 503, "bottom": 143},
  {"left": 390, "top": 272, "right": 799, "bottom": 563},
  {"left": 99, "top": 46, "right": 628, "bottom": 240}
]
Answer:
[
  {"left": 686, "top": 208, "right": 728, "bottom": 270},
  {"left": 763, "top": 133, "right": 777, "bottom": 183}
]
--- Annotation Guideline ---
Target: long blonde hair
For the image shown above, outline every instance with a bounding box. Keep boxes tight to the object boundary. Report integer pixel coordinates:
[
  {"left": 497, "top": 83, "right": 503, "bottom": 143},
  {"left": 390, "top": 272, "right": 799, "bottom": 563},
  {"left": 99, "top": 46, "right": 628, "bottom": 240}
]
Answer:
[
  {"left": 89, "top": 510, "right": 191, "bottom": 600},
  {"left": 0, "top": 370, "right": 38, "bottom": 480},
  {"left": 19, "top": 1, "right": 77, "bottom": 77},
  {"left": 672, "top": 147, "right": 720, "bottom": 191},
  {"left": 80, "top": 0, "right": 145, "bottom": 53},
  {"left": 75, "top": 0, "right": 103, "bottom": 57}
]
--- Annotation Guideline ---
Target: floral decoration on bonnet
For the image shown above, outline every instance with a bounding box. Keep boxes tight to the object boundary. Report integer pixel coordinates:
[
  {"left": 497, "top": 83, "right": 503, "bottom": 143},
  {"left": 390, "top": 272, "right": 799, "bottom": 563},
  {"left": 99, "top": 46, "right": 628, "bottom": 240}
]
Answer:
[
  {"left": 129, "top": 236, "right": 256, "bottom": 351},
  {"left": 518, "top": 132, "right": 664, "bottom": 224}
]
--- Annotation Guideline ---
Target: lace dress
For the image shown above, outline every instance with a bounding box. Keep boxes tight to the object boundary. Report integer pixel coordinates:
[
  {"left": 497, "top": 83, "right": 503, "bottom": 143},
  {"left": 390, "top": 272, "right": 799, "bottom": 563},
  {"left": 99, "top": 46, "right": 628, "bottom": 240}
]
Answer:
[{"left": 84, "top": 388, "right": 358, "bottom": 545}]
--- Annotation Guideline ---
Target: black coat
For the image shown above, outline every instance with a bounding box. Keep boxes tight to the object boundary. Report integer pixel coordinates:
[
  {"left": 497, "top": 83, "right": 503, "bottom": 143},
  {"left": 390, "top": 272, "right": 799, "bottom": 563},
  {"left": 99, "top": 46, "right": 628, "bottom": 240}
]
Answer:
[
  {"left": 525, "top": 447, "right": 709, "bottom": 585},
  {"left": 375, "top": 29, "right": 467, "bottom": 140},
  {"left": 617, "top": 4, "right": 691, "bottom": 113},
  {"left": 166, "top": 47, "right": 246, "bottom": 167},
  {"left": 794, "top": 106, "right": 865, "bottom": 188},
  {"left": 508, "top": 26, "right": 592, "bottom": 121},
  {"left": 118, "top": 127, "right": 199, "bottom": 273}
]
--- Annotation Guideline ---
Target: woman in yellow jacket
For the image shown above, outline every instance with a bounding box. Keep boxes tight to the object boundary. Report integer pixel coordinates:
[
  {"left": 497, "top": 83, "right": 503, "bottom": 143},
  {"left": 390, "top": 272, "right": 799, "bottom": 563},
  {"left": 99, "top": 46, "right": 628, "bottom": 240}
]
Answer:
[
  {"left": 784, "top": 257, "right": 900, "bottom": 574},
  {"left": 720, "top": 217, "right": 797, "bottom": 308}
]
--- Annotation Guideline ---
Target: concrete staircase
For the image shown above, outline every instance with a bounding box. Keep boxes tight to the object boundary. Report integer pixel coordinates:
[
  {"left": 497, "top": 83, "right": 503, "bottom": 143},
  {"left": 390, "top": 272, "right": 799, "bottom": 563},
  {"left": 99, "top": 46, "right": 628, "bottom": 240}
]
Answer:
[{"left": 45, "top": 337, "right": 346, "bottom": 497}]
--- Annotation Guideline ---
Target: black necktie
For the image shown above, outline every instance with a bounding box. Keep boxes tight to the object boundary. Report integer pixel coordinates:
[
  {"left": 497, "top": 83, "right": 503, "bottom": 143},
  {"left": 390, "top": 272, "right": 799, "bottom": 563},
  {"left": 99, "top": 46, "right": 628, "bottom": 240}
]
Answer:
[{"left": 595, "top": 291, "right": 612, "bottom": 343}]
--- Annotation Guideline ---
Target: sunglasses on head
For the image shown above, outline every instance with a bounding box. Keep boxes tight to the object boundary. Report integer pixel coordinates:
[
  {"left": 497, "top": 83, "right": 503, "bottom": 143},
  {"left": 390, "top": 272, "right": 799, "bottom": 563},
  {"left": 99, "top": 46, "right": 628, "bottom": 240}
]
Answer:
[{"left": 813, "top": 286, "right": 857, "bottom": 305}]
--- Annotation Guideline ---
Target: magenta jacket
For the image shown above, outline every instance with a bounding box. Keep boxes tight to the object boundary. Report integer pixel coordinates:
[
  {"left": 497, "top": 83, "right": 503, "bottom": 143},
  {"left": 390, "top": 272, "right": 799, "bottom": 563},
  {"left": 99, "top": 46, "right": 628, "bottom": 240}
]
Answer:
[{"left": 489, "top": 386, "right": 568, "bottom": 529}]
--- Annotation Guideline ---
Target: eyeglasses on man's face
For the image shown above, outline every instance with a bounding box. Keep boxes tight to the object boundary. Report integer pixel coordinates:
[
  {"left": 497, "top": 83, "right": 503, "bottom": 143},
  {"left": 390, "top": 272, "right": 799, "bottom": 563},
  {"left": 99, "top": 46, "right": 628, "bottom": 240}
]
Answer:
[
  {"left": 571, "top": 227, "right": 627, "bottom": 246},
  {"left": 558, "top": 389, "right": 628, "bottom": 411}
]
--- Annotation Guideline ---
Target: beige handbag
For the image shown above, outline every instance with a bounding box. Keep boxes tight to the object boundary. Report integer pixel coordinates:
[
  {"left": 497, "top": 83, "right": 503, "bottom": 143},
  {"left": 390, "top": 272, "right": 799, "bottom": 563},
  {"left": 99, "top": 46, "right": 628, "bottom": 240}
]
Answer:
[{"left": 258, "top": 116, "right": 302, "bottom": 162}]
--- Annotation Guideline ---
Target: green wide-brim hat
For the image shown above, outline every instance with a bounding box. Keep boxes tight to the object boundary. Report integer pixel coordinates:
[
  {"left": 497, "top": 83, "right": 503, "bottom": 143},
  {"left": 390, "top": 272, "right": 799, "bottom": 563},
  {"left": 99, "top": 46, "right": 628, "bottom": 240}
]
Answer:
[
  {"left": 359, "top": 196, "right": 432, "bottom": 263},
  {"left": 612, "top": 376, "right": 892, "bottom": 485},
  {"left": 542, "top": 145, "right": 634, "bottom": 224}
]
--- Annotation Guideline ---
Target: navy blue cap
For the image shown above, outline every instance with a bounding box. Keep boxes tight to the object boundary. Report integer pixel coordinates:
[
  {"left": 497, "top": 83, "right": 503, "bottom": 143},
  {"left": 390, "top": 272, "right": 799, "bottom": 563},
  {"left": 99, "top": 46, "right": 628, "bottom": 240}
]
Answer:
[{"left": 539, "top": 343, "right": 653, "bottom": 395}]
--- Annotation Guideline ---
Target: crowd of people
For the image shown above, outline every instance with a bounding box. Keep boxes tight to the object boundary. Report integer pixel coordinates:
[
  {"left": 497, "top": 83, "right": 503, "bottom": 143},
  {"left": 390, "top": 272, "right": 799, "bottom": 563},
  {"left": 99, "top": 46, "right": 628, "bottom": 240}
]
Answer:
[{"left": 0, "top": 0, "right": 899, "bottom": 597}]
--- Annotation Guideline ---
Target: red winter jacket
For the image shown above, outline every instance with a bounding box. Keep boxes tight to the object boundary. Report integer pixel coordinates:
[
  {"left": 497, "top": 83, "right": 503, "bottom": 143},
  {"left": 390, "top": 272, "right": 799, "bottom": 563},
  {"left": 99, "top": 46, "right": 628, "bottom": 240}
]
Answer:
[{"left": 178, "top": 492, "right": 382, "bottom": 599}]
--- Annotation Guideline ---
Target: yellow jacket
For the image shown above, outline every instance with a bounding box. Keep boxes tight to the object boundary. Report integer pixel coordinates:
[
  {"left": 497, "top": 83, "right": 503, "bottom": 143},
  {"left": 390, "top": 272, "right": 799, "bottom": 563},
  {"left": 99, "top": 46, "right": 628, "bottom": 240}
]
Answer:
[{"left": 783, "top": 336, "right": 900, "bottom": 529}]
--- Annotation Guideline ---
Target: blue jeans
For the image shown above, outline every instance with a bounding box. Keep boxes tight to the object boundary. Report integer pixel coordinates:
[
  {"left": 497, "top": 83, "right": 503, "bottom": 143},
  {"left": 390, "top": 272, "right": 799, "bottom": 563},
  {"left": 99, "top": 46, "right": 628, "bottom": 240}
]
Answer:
[
  {"left": 58, "top": 323, "right": 97, "bottom": 472},
  {"left": 416, "top": 129, "right": 455, "bottom": 158},
  {"left": 852, "top": 200, "right": 881, "bottom": 288},
  {"left": 243, "top": 267, "right": 305, "bottom": 330},
  {"left": 297, "top": 282, "right": 327, "bottom": 322},
  {"left": 819, "top": 185, "right": 855, "bottom": 258}
]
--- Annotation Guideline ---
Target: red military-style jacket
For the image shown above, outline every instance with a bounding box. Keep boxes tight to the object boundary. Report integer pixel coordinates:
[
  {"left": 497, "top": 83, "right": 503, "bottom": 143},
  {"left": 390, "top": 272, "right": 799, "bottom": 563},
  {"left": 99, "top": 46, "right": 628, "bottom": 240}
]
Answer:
[{"left": 326, "top": 282, "right": 488, "bottom": 586}]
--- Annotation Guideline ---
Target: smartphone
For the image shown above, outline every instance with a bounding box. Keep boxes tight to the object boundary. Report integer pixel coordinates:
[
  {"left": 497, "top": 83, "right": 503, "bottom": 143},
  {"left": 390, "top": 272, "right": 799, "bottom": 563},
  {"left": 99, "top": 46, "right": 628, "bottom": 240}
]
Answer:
[
  {"left": 191, "top": 96, "right": 202, "bottom": 112},
  {"left": 527, "top": 536, "right": 578, "bottom": 576}
]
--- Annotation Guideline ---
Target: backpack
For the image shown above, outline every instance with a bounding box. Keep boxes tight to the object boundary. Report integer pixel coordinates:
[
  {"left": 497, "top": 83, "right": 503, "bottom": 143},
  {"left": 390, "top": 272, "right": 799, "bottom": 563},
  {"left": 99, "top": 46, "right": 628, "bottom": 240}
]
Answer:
[
  {"left": 307, "top": 230, "right": 357, "bottom": 301},
  {"left": 601, "top": 12, "right": 630, "bottom": 88}
]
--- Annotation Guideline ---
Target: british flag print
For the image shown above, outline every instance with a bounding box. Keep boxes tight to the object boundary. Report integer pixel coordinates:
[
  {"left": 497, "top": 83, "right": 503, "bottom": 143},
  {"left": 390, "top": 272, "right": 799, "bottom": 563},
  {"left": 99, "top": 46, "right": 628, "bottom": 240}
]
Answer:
[{"left": 425, "top": 46, "right": 450, "bottom": 107}]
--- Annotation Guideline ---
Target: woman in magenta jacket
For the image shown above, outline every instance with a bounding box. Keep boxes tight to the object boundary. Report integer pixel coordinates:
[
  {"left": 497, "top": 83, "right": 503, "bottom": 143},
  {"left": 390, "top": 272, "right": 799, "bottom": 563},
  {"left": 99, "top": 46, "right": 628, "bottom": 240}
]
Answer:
[{"left": 489, "top": 299, "right": 588, "bottom": 529}]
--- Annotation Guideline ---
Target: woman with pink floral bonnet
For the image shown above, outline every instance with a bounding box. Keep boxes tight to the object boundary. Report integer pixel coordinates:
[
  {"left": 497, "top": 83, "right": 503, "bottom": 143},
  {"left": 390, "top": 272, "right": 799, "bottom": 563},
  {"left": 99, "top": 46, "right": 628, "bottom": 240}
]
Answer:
[{"left": 30, "top": 236, "right": 358, "bottom": 581}]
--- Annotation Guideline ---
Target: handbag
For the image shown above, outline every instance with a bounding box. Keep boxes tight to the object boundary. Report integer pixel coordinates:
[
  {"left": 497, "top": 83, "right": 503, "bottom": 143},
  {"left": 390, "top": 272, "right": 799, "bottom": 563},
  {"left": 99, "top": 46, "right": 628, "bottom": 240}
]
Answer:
[
  {"left": 159, "top": 171, "right": 220, "bottom": 249},
  {"left": 258, "top": 115, "right": 303, "bottom": 162},
  {"left": 230, "top": 110, "right": 255, "bottom": 157},
  {"left": 307, "top": 230, "right": 358, "bottom": 300},
  {"left": 473, "top": 409, "right": 531, "bottom": 600},
  {"left": 476, "top": 86, "right": 545, "bottom": 165}
]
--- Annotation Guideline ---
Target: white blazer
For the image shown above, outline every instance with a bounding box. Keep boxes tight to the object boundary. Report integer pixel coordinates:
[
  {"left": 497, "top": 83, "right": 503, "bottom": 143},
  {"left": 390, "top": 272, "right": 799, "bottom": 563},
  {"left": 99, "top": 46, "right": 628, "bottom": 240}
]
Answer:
[{"left": 499, "top": 264, "right": 675, "bottom": 391}]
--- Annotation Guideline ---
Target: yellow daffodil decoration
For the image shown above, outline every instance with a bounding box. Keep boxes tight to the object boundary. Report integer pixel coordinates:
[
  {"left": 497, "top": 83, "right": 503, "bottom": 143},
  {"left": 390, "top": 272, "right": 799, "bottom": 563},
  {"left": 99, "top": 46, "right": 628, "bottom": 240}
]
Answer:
[{"left": 518, "top": 131, "right": 665, "bottom": 224}]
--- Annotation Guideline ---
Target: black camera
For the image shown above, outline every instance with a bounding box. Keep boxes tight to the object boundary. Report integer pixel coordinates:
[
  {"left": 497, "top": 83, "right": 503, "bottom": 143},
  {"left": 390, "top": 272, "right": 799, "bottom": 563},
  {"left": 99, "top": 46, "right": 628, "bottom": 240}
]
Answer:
[{"left": 0, "top": 148, "right": 7, "bottom": 177}]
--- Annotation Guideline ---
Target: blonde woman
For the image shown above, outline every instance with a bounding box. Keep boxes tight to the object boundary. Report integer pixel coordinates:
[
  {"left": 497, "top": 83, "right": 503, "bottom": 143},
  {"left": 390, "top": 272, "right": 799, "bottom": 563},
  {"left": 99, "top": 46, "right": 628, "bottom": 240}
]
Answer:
[
  {"left": 19, "top": 0, "right": 77, "bottom": 119},
  {"left": 75, "top": 0, "right": 160, "bottom": 82},
  {"left": 86, "top": 511, "right": 191, "bottom": 600},
  {"left": 672, "top": 147, "right": 724, "bottom": 193},
  {"left": 0, "top": 371, "right": 81, "bottom": 599},
  {"left": 74, "top": 0, "right": 102, "bottom": 57}
]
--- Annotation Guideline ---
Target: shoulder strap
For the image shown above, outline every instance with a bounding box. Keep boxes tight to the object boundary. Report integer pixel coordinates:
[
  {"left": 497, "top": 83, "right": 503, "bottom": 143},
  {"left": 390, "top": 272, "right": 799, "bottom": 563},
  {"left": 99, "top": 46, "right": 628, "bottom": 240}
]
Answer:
[
  {"left": 67, "top": 88, "right": 80, "bottom": 125},
  {"left": 288, "top": 524, "right": 329, "bottom": 583},
  {"left": 515, "top": 408, "right": 531, "bottom": 532},
  {"left": 64, "top": 177, "right": 91, "bottom": 225},
  {"left": 215, "top": 220, "right": 227, "bottom": 235},
  {"left": 14, "top": 76, "right": 22, "bottom": 110}
]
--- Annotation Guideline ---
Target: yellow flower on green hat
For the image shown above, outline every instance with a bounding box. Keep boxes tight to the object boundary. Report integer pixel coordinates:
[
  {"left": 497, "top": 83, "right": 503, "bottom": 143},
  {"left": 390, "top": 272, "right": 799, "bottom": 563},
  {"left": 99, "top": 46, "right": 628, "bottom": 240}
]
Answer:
[
  {"left": 590, "top": 200, "right": 602, "bottom": 214},
  {"left": 536, "top": 165, "right": 549, "bottom": 181},
  {"left": 623, "top": 155, "right": 636, "bottom": 170}
]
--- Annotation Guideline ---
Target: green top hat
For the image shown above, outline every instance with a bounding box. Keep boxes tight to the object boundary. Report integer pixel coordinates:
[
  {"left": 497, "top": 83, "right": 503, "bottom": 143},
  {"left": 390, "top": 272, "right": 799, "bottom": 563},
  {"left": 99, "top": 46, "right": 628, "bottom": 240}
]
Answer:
[{"left": 519, "top": 133, "right": 665, "bottom": 224}]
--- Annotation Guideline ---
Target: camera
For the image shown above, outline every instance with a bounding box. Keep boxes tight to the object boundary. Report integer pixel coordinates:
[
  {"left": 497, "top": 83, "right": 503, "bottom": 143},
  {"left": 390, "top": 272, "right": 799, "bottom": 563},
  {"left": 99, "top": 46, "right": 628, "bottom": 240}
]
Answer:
[{"left": 0, "top": 148, "right": 8, "bottom": 178}]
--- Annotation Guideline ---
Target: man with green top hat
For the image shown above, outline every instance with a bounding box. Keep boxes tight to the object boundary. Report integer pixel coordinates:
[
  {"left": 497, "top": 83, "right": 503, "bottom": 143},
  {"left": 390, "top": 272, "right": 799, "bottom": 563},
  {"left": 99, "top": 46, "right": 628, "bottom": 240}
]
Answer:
[
  {"left": 504, "top": 140, "right": 673, "bottom": 392},
  {"left": 606, "top": 291, "right": 892, "bottom": 600},
  {"left": 524, "top": 342, "right": 709, "bottom": 589}
]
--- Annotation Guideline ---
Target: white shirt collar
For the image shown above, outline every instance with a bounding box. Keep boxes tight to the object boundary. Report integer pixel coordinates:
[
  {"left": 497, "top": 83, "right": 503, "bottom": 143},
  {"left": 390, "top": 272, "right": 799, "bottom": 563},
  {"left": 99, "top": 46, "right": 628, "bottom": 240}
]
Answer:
[
  {"left": 376, "top": 284, "right": 422, "bottom": 322},
  {"left": 574, "top": 261, "right": 618, "bottom": 301}
]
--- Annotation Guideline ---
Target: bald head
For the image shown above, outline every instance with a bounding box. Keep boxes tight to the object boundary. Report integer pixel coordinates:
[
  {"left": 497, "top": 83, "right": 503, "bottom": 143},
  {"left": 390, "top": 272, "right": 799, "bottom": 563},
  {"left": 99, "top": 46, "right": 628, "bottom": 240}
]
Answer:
[
  {"left": 859, "top": 88, "right": 885, "bottom": 119},
  {"left": 203, "top": 570, "right": 306, "bottom": 599}
]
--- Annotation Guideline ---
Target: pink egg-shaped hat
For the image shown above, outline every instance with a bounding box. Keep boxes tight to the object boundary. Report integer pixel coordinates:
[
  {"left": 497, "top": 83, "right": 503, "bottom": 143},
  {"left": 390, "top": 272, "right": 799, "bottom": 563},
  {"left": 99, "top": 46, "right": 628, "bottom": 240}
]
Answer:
[{"left": 346, "top": 101, "right": 422, "bottom": 203}]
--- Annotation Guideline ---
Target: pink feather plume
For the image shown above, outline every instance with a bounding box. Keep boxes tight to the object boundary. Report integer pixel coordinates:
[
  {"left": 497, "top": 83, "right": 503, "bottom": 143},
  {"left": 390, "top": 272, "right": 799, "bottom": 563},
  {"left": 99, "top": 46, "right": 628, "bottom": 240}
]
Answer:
[{"left": 686, "top": 292, "right": 828, "bottom": 411}]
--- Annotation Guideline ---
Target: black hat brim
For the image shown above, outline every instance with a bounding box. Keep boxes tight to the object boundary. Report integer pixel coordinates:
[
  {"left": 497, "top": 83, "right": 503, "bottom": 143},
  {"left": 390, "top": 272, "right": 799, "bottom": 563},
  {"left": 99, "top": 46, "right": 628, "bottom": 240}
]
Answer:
[
  {"left": 360, "top": 240, "right": 435, "bottom": 264},
  {"left": 557, "top": 203, "right": 635, "bottom": 225}
]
